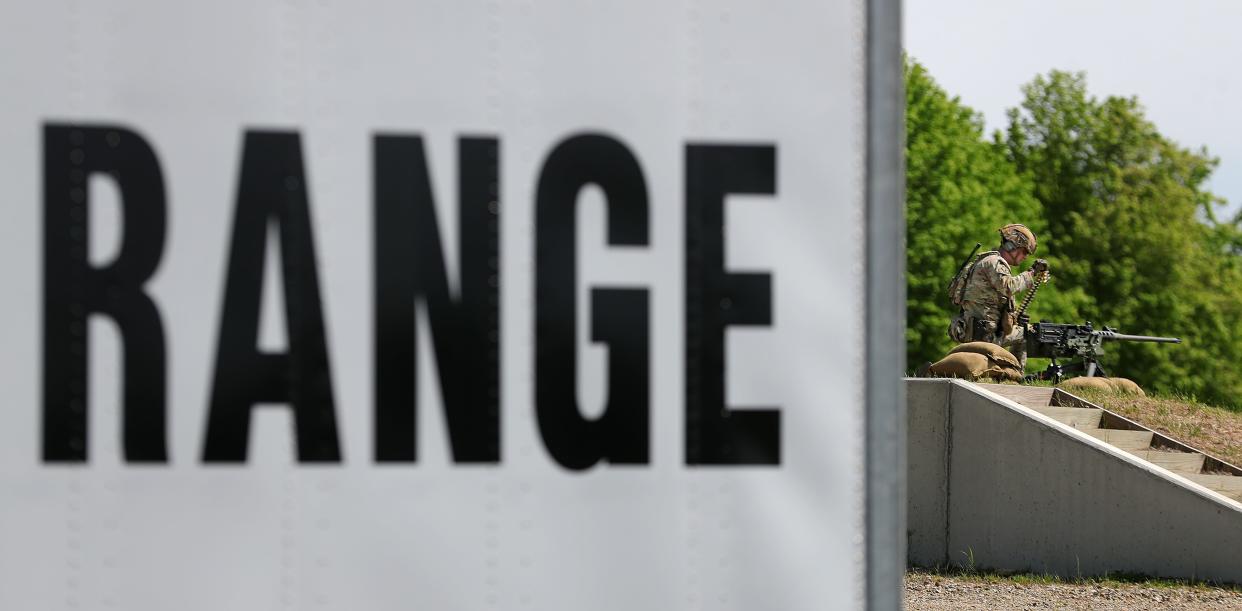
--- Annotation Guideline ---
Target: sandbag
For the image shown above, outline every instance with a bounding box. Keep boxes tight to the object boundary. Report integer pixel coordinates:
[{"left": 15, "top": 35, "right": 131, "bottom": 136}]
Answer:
[
  {"left": 927, "top": 352, "right": 1023, "bottom": 382},
  {"left": 1107, "top": 377, "right": 1146, "bottom": 396},
  {"left": 1058, "top": 376, "right": 1114, "bottom": 393},
  {"left": 948, "top": 341, "right": 1022, "bottom": 371},
  {"left": 1057, "top": 376, "right": 1145, "bottom": 396},
  {"left": 928, "top": 352, "right": 988, "bottom": 379}
]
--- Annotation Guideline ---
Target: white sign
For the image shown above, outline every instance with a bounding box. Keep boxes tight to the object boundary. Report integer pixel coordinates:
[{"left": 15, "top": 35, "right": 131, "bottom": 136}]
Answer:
[{"left": 0, "top": 1, "right": 896, "bottom": 609}]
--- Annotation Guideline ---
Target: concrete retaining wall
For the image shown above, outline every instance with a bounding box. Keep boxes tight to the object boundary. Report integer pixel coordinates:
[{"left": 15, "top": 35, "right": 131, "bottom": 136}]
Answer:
[{"left": 907, "top": 378, "right": 1242, "bottom": 584}]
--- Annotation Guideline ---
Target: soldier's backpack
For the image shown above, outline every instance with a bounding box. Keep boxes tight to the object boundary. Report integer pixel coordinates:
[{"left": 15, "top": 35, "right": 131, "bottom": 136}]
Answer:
[
  {"left": 946, "top": 251, "right": 991, "bottom": 343},
  {"left": 947, "top": 253, "right": 985, "bottom": 307}
]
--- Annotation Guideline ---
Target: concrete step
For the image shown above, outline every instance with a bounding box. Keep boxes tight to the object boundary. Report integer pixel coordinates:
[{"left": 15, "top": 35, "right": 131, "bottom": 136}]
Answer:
[
  {"left": 1031, "top": 406, "right": 1102, "bottom": 430},
  {"left": 979, "top": 382, "right": 1227, "bottom": 481},
  {"left": 1084, "top": 429, "right": 1154, "bottom": 451},
  {"left": 1185, "top": 474, "right": 1242, "bottom": 502},
  {"left": 1129, "top": 450, "right": 1206, "bottom": 475},
  {"left": 976, "top": 384, "right": 1055, "bottom": 409}
]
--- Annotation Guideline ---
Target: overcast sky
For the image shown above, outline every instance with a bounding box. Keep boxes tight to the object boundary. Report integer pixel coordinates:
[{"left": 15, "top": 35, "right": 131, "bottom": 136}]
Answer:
[{"left": 904, "top": 0, "right": 1242, "bottom": 218}]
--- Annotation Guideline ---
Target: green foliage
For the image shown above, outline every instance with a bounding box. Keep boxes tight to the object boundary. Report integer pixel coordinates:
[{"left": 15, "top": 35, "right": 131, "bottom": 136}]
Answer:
[
  {"left": 904, "top": 60, "right": 1082, "bottom": 367},
  {"left": 905, "top": 60, "right": 1242, "bottom": 410},
  {"left": 1004, "top": 71, "right": 1242, "bottom": 407}
]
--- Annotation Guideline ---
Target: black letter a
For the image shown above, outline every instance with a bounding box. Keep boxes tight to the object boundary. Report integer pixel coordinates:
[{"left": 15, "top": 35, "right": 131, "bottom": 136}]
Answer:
[{"left": 202, "top": 131, "right": 341, "bottom": 463}]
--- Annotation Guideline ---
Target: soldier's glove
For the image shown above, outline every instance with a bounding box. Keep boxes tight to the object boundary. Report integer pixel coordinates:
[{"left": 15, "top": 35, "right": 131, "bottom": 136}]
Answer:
[{"left": 1031, "top": 259, "right": 1049, "bottom": 274}]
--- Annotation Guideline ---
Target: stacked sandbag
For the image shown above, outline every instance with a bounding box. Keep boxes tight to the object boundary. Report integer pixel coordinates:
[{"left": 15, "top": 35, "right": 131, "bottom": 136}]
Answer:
[
  {"left": 948, "top": 342, "right": 1023, "bottom": 369},
  {"left": 926, "top": 342, "right": 1024, "bottom": 382},
  {"left": 1057, "top": 376, "right": 1146, "bottom": 396}
]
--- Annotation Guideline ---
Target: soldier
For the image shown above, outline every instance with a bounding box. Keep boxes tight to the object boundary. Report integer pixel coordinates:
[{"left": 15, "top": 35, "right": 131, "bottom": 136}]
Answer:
[{"left": 948, "top": 223, "right": 1050, "bottom": 369}]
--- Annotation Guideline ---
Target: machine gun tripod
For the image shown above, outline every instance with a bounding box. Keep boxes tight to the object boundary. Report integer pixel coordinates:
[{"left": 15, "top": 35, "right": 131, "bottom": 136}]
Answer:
[{"left": 1024, "top": 321, "right": 1181, "bottom": 383}]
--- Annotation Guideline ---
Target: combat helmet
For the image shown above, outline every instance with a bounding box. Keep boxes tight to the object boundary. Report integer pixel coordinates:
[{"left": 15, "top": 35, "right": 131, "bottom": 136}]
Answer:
[{"left": 999, "top": 223, "right": 1037, "bottom": 255}]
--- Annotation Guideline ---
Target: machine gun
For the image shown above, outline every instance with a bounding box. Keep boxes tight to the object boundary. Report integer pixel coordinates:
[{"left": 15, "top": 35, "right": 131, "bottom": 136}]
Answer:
[{"left": 1025, "top": 321, "right": 1181, "bottom": 383}]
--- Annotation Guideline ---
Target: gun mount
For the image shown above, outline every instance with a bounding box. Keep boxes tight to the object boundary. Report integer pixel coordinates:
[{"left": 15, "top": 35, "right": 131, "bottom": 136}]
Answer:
[{"left": 1026, "top": 321, "right": 1181, "bottom": 383}]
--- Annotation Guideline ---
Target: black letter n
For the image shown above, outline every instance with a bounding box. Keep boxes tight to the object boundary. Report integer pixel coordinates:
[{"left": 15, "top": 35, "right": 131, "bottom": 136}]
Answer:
[{"left": 374, "top": 136, "right": 500, "bottom": 463}]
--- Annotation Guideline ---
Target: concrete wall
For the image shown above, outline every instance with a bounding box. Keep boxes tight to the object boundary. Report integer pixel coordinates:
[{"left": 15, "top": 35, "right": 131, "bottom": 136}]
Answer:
[
  {"left": 907, "top": 379, "right": 1242, "bottom": 584},
  {"left": 906, "top": 380, "right": 950, "bottom": 568}
]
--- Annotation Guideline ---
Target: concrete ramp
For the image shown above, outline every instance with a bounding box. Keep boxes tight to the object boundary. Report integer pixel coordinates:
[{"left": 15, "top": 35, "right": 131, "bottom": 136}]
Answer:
[{"left": 908, "top": 379, "right": 1242, "bottom": 584}]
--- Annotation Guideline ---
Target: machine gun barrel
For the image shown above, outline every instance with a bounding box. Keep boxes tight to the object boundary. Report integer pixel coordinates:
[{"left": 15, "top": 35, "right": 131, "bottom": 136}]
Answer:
[{"left": 1098, "top": 331, "right": 1181, "bottom": 344}]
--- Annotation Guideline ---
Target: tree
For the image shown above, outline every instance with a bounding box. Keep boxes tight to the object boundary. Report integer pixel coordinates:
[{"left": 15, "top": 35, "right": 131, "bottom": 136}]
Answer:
[
  {"left": 904, "top": 59, "right": 1081, "bottom": 369},
  {"left": 1004, "top": 71, "right": 1242, "bottom": 407}
]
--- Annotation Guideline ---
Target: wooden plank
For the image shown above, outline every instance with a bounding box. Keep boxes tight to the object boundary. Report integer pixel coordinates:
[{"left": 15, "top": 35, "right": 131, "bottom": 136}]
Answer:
[
  {"left": 1084, "top": 429, "right": 1153, "bottom": 451},
  {"left": 1051, "top": 389, "right": 1242, "bottom": 474},
  {"left": 1051, "top": 388, "right": 1099, "bottom": 410},
  {"left": 1185, "top": 474, "right": 1242, "bottom": 501},
  {"left": 1030, "top": 406, "right": 1102, "bottom": 430},
  {"left": 1129, "top": 450, "right": 1205, "bottom": 475},
  {"left": 976, "top": 384, "right": 1055, "bottom": 409}
]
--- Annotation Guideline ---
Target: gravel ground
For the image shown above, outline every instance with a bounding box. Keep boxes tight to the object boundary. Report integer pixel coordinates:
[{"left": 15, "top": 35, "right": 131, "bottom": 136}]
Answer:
[{"left": 906, "top": 572, "right": 1242, "bottom": 610}]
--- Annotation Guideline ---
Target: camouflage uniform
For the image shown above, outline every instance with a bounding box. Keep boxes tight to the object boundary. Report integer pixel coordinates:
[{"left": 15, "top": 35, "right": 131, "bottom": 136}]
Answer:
[{"left": 959, "top": 251, "right": 1036, "bottom": 368}]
